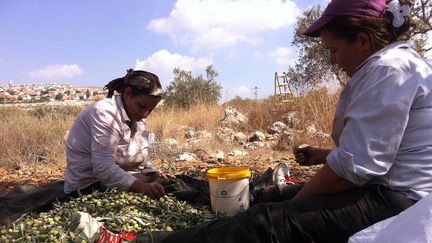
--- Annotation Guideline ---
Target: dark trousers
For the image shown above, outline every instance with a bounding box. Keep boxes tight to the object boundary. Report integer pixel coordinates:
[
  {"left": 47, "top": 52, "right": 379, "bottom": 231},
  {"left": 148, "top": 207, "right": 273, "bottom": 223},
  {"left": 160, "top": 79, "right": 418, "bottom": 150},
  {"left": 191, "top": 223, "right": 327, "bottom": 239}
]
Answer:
[{"left": 138, "top": 185, "right": 415, "bottom": 243}]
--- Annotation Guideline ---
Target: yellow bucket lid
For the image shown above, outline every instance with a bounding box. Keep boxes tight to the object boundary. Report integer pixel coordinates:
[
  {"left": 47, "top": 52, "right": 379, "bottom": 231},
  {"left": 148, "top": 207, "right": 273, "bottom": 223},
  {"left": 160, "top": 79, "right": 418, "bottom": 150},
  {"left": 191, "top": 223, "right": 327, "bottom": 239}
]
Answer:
[{"left": 207, "top": 167, "right": 251, "bottom": 180}]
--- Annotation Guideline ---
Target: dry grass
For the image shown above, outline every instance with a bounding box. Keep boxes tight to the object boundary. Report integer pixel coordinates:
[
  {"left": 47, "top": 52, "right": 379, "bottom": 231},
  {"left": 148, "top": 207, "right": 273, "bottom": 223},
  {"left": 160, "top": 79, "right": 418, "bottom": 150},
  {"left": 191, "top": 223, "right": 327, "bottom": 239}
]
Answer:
[
  {"left": 0, "top": 89, "right": 340, "bottom": 173},
  {"left": 221, "top": 88, "right": 339, "bottom": 148},
  {"left": 292, "top": 88, "right": 339, "bottom": 132},
  {"left": 0, "top": 106, "right": 81, "bottom": 170},
  {"left": 148, "top": 103, "right": 224, "bottom": 143}
]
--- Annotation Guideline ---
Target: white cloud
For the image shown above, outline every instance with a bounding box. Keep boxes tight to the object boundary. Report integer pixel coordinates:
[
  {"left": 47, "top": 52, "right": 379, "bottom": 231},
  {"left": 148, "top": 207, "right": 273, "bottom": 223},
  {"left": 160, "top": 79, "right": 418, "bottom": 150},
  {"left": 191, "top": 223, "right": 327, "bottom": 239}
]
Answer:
[
  {"left": 269, "top": 47, "right": 297, "bottom": 66},
  {"left": 134, "top": 49, "right": 213, "bottom": 87},
  {"left": 147, "top": 0, "right": 301, "bottom": 50},
  {"left": 28, "top": 64, "right": 84, "bottom": 81},
  {"left": 233, "top": 85, "right": 252, "bottom": 96},
  {"left": 253, "top": 51, "right": 262, "bottom": 58},
  {"left": 222, "top": 84, "right": 254, "bottom": 102}
]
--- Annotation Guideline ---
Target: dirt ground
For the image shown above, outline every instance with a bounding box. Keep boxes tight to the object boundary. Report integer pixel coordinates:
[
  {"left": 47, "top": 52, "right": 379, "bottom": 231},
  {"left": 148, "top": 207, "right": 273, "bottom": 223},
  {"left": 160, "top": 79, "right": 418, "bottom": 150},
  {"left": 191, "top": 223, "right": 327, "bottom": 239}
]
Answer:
[
  {"left": 0, "top": 149, "right": 321, "bottom": 195},
  {"left": 0, "top": 165, "right": 65, "bottom": 194}
]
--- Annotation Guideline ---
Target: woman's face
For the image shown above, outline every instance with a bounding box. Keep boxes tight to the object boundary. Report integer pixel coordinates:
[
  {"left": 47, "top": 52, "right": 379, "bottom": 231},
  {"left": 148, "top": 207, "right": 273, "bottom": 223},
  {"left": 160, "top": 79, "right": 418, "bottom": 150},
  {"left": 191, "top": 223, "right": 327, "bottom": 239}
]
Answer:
[
  {"left": 320, "top": 30, "right": 372, "bottom": 77},
  {"left": 123, "top": 87, "right": 161, "bottom": 122}
]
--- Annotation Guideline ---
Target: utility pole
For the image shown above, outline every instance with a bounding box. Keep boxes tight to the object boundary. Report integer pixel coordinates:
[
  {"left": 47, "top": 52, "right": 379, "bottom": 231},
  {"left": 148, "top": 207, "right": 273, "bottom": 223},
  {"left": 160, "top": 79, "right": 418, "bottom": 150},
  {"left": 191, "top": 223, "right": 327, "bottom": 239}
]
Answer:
[{"left": 253, "top": 86, "right": 258, "bottom": 100}]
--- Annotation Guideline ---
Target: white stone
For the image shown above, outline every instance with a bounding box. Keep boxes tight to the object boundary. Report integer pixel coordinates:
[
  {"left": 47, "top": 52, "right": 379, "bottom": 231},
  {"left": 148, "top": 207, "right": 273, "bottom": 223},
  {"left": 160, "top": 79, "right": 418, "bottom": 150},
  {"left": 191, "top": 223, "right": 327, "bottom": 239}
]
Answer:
[
  {"left": 228, "top": 150, "right": 248, "bottom": 157},
  {"left": 233, "top": 132, "right": 247, "bottom": 141},
  {"left": 267, "top": 121, "right": 286, "bottom": 134},
  {"left": 165, "top": 138, "right": 178, "bottom": 146},
  {"left": 282, "top": 111, "right": 300, "bottom": 128},
  {"left": 248, "top": 131, "right": 266, "bottom": 142},
  {"left": 218, "top": 107, "right": 249, "bottom": 128},
  {"left": 209, "top": 150, "right": 224, "bottom": 162},
  {"left": 175, "top": 152, "right": 197, "bottom": 162},
  {"left": 306, "top": 124, "right": 317, "bottom": 135},
  {"left": 185, "top": 130, "right": 196, "bottom": 139}
]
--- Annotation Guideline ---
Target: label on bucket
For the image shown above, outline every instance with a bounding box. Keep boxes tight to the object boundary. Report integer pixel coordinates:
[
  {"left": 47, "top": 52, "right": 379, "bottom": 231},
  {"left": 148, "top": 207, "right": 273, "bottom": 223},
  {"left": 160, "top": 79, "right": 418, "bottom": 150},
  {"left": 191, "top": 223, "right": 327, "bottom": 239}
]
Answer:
[{"left": 208, "top": 178, "right": 250, "bottom": 216}]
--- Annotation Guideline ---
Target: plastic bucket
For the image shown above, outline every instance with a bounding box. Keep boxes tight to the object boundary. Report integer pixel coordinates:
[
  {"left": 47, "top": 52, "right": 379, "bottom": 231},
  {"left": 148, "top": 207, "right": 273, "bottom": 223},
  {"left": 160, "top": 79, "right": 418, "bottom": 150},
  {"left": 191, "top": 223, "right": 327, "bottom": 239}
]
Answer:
[{"left": 207, "top": 167, "right": 251, "bottom": 216}]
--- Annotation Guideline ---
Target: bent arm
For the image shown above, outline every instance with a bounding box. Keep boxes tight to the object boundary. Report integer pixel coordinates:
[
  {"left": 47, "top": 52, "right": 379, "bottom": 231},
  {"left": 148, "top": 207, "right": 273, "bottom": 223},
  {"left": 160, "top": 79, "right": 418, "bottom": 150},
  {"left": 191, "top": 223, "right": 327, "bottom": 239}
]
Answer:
[{"left": 295, "top": 164, "right": 355, "bottom": 199}]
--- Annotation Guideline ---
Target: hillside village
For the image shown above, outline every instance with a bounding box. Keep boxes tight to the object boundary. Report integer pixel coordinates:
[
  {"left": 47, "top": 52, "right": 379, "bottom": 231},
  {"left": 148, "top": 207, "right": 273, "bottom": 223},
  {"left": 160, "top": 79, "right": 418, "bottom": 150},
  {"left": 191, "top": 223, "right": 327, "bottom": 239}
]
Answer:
[{"left": 0, "top": 82, "right": 106, "bottom": 104}]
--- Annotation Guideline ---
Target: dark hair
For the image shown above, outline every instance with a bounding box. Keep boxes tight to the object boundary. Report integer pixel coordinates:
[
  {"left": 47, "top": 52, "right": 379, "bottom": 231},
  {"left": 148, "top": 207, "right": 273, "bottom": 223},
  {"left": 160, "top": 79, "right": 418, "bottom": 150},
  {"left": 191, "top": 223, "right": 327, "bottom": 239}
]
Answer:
[
  {"left": 104, "top": 69, "right": 163, "bottom": 98},
  {"left": 321, "top": 0, "right": 414, "bottom": 52}
]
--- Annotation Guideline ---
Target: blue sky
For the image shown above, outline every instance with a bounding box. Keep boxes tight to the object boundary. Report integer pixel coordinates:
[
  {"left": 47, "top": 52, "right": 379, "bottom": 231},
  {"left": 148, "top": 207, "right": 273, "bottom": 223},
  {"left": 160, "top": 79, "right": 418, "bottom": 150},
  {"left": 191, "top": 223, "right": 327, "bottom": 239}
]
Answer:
[{"left": 1, "top": 0, "right": 331, "bottom": 101}]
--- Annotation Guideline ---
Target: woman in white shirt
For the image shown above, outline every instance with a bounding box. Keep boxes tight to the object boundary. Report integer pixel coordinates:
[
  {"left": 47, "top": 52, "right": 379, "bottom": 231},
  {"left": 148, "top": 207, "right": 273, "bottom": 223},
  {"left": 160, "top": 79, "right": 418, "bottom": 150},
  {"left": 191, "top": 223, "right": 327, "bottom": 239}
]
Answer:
[{"left": 64, "top": 69, "right": 165, "bottom": 199}]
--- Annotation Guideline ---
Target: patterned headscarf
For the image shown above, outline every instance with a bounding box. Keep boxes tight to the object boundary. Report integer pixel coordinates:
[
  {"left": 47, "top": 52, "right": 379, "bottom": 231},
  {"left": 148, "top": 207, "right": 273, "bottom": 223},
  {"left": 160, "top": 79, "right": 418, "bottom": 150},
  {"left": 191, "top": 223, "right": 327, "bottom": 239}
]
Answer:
[{"left": 104, "top": 69, "right": 164, "bottom": 98}]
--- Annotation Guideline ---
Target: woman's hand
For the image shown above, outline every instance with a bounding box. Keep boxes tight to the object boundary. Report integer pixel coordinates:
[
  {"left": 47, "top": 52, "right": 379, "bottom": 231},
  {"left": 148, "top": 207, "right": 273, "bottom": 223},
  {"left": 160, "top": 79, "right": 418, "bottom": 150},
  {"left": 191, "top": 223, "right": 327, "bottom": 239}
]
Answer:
[
  {"left": 130, "top": 180, "right": 165, "bottom": 199},
  {"left": 293, "top": 145, "right": 331, "bottom": 166}
]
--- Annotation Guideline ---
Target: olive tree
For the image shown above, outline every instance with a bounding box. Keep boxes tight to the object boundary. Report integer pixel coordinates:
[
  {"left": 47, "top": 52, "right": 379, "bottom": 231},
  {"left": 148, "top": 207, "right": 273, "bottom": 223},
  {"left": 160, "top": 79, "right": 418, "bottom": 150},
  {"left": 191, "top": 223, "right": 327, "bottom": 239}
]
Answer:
[
  {"left": 286, "top": 1, "right": 432, "bottom": 95},
  {"left": 164, "top": 65, "right": 222, "bottom": 109},
  {"left": 411, "top": 0, "right": 432, "bottom": 56}
]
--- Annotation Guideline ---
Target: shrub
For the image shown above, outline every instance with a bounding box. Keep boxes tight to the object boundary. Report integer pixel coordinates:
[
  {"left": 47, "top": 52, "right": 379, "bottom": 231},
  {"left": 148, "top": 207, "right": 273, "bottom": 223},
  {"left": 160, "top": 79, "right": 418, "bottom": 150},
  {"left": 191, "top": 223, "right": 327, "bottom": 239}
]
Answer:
[{"left": 163, "top": 65, "right": 222, "bottom": 109}]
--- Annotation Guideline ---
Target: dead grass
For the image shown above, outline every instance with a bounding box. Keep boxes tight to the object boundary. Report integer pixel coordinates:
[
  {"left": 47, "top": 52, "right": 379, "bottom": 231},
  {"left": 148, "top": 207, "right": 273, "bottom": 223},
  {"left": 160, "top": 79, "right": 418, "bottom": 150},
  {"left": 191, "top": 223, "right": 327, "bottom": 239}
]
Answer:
[
  {"left": 148, "top": 103, "right": 224, "bottom": 143},
  {"left": 292, "top": 88, "right": 339, "bottom": 132},
  {"left": 221, "top": 88, "right": 339, "bottom": 148},
  {"left": 0, "top": 89, "right": 340, "bottom": 180},
  {"left": 0, "top": 106, "right": 81, "bottom": 170}
]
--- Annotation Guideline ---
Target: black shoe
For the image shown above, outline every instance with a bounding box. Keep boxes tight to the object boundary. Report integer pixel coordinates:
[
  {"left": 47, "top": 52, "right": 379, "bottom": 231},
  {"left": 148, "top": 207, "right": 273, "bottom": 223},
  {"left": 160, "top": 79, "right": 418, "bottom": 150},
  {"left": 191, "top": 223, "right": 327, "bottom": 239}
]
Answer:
[{"left": 249, "top": 167, "right": 273, "bottom": 192}]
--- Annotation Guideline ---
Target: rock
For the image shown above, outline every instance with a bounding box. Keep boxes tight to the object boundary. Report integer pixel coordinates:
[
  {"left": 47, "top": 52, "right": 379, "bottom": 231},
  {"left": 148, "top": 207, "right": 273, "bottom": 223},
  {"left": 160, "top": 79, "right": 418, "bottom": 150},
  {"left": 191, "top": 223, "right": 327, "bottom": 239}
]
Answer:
[
  {"left": 197, "top": 130, "right": 212, "bottom": 139},
  {"left": 209, "top": 150, "right": 224, "bottom": 162},
  {"left": 244, "top": 141, "right": 265, "bottom": 149},
  {"left": 304, "top": 124, "right": 330, "bottom": 142},
  {"left": 282, "top": 112, "right": 300, "bottom": 128},
  {"left": 248, "top": 131, "right": 266, "bottom": 142},
  {"left": 265, "top": 133, "right": 280, "bottom": 141},
  {"left": 164, "top": 138, "right": 179, "bottom": 146},
  {"left": 148, "top": 132, "right": 157, "bottom": 143},
  {"left": 175, "top": 152, "right": 198, "bottom": 162},
  {"left": 314, "top": 131, "right": 330, "bottom": 142},
  {"left": 233, "top": 132, "right": 247, "bottom": 141},
  {"left": 185, "top": 130, "right": 196, "bottom": 139},
  {"left": 217, "top": 127, "right": 235, "bottom": 141},
  {"left": 228, "top": 150, "right": 248, "bottom": 157},
  {"left": 274, "top": 131, "right": 294, "bottom": 150},
  {"left": 306, "top": 124, "right": 317, "bottom": 135},
  {"left": 267, "top": 121, "right": 286, "bottom": 134},
  {"left": 218, "top": 107, "right": 249, "bottom": 128}
]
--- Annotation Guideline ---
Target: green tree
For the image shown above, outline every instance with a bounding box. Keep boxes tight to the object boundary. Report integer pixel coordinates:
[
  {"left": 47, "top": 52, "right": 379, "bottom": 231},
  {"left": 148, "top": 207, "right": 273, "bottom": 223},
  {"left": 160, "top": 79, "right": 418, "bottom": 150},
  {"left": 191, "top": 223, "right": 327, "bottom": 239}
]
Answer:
[
  {"left": 411, "top": 0, "right": 432, "bottom": 56},
  {"left": 164, "top": 65, "right": 222, "bottom": 109},
  {"left": 286, "top": 6, "right": 347, "bottom": 95},
  {"left": 286, "top": 2, "right": 432, "bottom": 94}
]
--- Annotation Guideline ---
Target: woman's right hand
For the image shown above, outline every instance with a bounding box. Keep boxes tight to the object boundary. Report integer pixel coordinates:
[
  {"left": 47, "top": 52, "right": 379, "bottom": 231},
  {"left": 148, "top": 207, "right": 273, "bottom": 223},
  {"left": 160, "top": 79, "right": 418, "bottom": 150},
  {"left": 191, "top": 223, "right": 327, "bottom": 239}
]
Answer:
[
  {"left": 130, "top": 180, "right": 165, "bottom": 199},
  {"left": 293, "top": 145, "right": 331, "bottom": 166}
]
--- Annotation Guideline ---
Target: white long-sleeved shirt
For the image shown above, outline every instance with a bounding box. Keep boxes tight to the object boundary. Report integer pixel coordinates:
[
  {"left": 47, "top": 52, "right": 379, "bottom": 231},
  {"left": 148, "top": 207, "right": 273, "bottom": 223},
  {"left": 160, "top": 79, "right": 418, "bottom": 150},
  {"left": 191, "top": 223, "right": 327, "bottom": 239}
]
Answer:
[
  {"left": 64, "top": 95, "right": 158, "bottom": 194},
  {"left": 327, "top": 42, "right": 432, "bottom": 201}
]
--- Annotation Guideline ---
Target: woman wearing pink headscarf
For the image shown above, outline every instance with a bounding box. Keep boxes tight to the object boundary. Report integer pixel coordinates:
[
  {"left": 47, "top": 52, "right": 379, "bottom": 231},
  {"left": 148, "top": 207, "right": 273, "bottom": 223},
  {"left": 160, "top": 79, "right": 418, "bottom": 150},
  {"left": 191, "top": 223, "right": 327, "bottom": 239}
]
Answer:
[{"left": 74, "top": 1, "right": 432, "bottom": 242}]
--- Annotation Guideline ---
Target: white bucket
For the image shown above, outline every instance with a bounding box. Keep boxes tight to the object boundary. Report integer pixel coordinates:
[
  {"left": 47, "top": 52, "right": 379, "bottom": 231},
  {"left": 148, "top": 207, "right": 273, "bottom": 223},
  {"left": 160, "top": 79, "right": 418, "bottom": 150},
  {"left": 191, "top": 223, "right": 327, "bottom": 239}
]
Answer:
[{"left": 207, "top": 167, "right": 251, "bottom": 216}]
